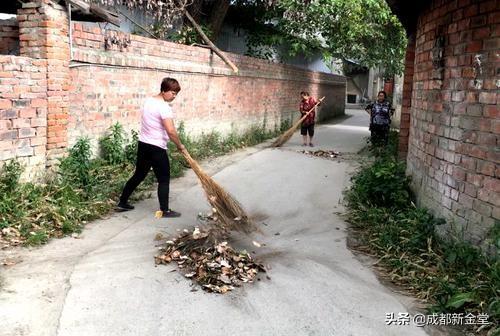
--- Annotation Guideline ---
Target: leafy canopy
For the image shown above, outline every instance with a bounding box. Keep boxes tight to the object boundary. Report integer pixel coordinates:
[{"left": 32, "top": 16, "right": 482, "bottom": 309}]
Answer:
[{"left": 230, "top": 0, "right": 407, "bottom": 75}]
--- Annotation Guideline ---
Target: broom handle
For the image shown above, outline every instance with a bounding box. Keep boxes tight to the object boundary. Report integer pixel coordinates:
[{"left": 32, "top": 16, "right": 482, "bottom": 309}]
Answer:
[
  {"left": 300, "top": 96, "right": 325, "bottom": 120},
  {"left": 294, "top": 96, "right": 325, "bottom": 128}
]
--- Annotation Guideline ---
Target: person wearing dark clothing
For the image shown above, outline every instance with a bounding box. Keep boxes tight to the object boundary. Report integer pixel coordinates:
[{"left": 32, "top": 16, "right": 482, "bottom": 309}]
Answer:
[{"left": 365, "top": 91, "right": 393, "bottom": 146}]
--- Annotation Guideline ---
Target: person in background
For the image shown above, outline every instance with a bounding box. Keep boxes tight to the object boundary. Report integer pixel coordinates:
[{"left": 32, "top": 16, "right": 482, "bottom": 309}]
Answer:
[
  {"left": 365, "top": 90, "right": 393, "bottom": 146},
  {"left": 299, "top": 91, "right": 317, "bottom": 147},
  {"left": 117, "top": 77, "right": 185, "bottom": 218}
]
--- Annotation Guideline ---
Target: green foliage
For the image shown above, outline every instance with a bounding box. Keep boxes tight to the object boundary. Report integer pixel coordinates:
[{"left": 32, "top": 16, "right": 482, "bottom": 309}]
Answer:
[
  {"left": 168, "top": 24, "right": 213, "bottom": 45},
  {"left": 124, "top": 130, "right": 139, "bottom": 164},
  {"left": 346, "top": 134, "right": 499, "bottom": 333},
  {"left": 100, "top": 123, "right": 127, "bottom": 165},
  {"left": 0, "top": 118, "right": 288, "bottom": 247},
  {"left": 0, "top": 126, "right": 146, "bottom": 247},
  {"left": 59, "top": 138, "right": 93, "bottom": 190},
  {"left": 229, "top": 0, "right": 407, "bottom": 76},
  {"left": 0, "top": 160, "right": 21, "bottom": 193},
  {"left": 347, "top": 158, "right": 412, "bottom": 209},
  {"left": 0, "top": 161, "right": 24, "bottom": 230}
]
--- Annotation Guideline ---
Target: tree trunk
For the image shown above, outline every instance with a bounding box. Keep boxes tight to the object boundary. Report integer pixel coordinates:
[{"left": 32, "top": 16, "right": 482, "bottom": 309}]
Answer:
[{"left": 207, "top": 0, "right": 230, "bottom": 40}]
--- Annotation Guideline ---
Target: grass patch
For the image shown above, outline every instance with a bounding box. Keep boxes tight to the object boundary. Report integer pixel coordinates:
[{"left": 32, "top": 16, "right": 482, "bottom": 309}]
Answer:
[
  {"left": 345, "top": 131, "right": 499, "bottom": 334},
  {"left": 0, "top": 118, "right": 289, "bottom": 247}
]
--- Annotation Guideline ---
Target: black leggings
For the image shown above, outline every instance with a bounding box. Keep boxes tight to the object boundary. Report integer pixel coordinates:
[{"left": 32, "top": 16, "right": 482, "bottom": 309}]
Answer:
[
  {"left": 370, "top": 124, "right": 389, "bottom": 146},
  {"left": 120, "top": 141, "right": 171, "bottom": 211}
]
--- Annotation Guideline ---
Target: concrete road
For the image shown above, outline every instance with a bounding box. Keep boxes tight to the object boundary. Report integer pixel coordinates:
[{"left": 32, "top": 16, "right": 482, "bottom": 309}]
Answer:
[{"left": 0, "top": 110, "right": 429, "bottom": 336}]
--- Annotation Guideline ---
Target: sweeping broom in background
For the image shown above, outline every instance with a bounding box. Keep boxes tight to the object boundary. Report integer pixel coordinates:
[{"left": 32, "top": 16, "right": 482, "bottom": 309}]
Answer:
[
  {"left": 179, "top": 149, "right": 256, "bottom": 234},
  {"left": 270, "top": 96, "right": 325, "bottom": 147}
]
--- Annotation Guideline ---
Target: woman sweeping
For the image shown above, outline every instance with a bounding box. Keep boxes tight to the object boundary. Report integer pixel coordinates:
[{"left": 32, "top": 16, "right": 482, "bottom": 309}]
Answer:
[
  {"left": 116, "top": 77, "right": 185, "bottom": 218},
  {"left": 299, "top": 91, "right": 317, "bottom": 147}
]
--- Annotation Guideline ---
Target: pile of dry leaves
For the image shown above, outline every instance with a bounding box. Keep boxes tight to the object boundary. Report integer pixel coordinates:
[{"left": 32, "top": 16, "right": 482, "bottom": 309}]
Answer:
[
  {"left": 299, "top": 149, "right": 340, "bottom": 159},
  {"left": 155, "top": 227, "right": 266, "bottom": 293}
]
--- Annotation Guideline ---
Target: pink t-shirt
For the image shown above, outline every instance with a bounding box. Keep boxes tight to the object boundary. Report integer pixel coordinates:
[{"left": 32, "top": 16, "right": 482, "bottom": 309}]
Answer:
[{"left": 138, "top": 97, "right": 174, "bottom": 149}]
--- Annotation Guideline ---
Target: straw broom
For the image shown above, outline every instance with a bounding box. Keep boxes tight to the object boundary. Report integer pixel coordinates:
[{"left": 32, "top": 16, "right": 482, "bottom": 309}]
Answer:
[
  {"left": 270, "top": 97, "right": 325, "bottom": 147},
  {"left": 180, "top": 149, "right": 256, "bottom": 234}
]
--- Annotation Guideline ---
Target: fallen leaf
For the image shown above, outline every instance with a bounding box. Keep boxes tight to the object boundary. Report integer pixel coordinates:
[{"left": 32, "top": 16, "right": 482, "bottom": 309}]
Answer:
[
  {"left": 252, "top": 241, "right": 262, "bottom": 248},
  {"left": 155, "top": 227, "right": 266, "bottom": 294}
]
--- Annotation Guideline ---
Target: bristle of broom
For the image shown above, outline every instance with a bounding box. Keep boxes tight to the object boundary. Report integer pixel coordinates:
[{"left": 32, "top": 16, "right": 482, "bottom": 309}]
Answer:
[
  {"left": 270, "top": 96, "right": 325, "bottom": 148},
  {"left": 271, "top": 118, "right": 303, "bottom": 147},
  {"left": 181, "top": 150, "right": 257, "bottom": 234}
]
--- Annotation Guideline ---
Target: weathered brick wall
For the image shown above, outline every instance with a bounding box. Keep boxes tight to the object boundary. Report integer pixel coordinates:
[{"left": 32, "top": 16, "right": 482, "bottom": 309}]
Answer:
[
  {"left": 0, "top": 18, "right": 19, "bottom": 55},
  {"left": 0, "top": 56, "right": 47, "bottom": 176},
  {"left": 406, "top": 0, "right": 499, "bottom": 245},
  {"left": 398, "top": 35, "right": 415, "bottom": 158},
  {"left": 18, "top": 0, "right": 70, "bottom": 165},
  {"left": 69, "top": 23, "right": 346, "bottom": 147},
  {"left": 0, "top": 0, "right": 345, "bottom": 178}
]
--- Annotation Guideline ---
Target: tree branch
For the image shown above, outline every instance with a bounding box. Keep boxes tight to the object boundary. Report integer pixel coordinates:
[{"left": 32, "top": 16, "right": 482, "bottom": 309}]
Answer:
[{"left": 184, "top": 10, "right": 239, "bottom": 73}]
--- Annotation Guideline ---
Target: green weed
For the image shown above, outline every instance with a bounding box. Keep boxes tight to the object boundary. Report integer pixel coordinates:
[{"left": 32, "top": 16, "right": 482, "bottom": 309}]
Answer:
[
  {"left": 0, "top": 116, "right": 289, "bottom": 247},
  {"left": 345, "top": 134, "right": 499, "bottom": 334}
]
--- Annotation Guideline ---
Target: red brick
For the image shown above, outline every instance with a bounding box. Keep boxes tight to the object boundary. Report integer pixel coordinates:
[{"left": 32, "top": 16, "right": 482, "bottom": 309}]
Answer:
[
  {"left": 480, "top": 0, "right": 497, "bottom": 13},
  {"left": 12, "top": 118, "right": 30, "bottom": 128},
  {"left": 477, "top": 160, "right": 496, "bottom": 176},
  {"left": 18, "top": 127, "right": 36, "bottom": 138},
  {"left": 470, "top": 146, "right": 488, "bottom": 159},
  {"left": 461, "top": 156, "right": 477, "bottom": 170},
  {"left": 31, "top": 99, "right": 47, "bottom": 107},
  {"left": 466, "top": 40, "right": 482, "bottom": 52},
  {"left": 30, "top": 118, "right": 46, "bottom": 127},
  {"left": 452, "top": 167, "right": 467, "bottom": 180},
  {"left": 473, "top": 27, "right": 491, "bottom": 39},
  {"left": 461, "top": 68, "right": 475, "bottom": 78},
  {"left": 484, "top": 38, "right": 499, "bottom": 50},
  {"left": 492, "top": 120, "right": 500, "bottom": 134},
  {"left": 479, "top": 92, "right": 497, "bottom": 104},
  {"left": 488, "top": 150, "right": 500, "bottom": 164},
  {"left": 489, "top": 12, "right": 500, "bottom": 24},
  {"left": 484, "top": 177, "right": 500, "bottom": 192},
  {"left": 30, "top": 137, "right": 46, "bottom": 146},
  {"left": 470, "top": 15, "right": 488, "bottom": 28},
  {"left": 483, "top": 106, "right": 500, "bottom": 119},
  {"left": 0, "top": 99, "right": 12, "bottom": 109},
  {"left": 19, "top": 108, "right": 36, "bottom": 118}
]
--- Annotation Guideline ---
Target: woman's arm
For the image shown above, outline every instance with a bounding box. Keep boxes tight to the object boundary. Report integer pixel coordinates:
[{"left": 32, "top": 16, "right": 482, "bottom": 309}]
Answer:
[{"left": 162, "top": 118, "right": 185, "bottom": 151}]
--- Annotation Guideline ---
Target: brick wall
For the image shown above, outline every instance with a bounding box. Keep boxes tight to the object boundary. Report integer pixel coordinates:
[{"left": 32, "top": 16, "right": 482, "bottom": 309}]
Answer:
[
  {"left": 18, "top": 0, "right": 71, "bottom": 166},
  {"left": 0, "top": 55, "right": 47, "bottom": 176},
  {"left": 69, "top": 23, "right": 346, "bottom": 147},
  {"left": 0, "top": 0, "right": 345, "bottom": 178},
  {"left": 406, "top": 0, "right": 499, "bottom": 245},
  {"left": 0, "top": 18, "right": 19, "bottom": 55},
  {"left": 398, "top": 35, "right": 415, "bottom": 158}
]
